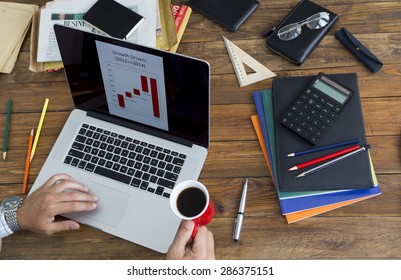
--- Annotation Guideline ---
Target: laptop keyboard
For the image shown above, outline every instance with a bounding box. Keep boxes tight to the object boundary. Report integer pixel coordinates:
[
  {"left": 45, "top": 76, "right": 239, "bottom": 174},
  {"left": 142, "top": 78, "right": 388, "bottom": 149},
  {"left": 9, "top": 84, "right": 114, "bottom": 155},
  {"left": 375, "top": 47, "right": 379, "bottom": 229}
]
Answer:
[{"left": 63, "top": 123, "right": 187, "bottom": 199}]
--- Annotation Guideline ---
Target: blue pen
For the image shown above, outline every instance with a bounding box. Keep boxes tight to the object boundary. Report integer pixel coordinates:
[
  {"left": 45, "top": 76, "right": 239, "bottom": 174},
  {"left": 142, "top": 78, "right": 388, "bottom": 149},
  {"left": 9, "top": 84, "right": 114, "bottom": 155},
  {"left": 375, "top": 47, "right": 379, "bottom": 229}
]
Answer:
[{"left": 286, "top": 138, "right": 361, "bottom": 157}]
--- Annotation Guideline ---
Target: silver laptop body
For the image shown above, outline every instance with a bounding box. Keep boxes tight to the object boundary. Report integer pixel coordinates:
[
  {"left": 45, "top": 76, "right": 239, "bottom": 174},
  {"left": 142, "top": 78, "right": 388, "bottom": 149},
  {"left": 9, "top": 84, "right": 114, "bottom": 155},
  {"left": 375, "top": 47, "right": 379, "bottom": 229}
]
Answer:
[{"left": 29, "top": 25, "right": 210, "bottom": 253}]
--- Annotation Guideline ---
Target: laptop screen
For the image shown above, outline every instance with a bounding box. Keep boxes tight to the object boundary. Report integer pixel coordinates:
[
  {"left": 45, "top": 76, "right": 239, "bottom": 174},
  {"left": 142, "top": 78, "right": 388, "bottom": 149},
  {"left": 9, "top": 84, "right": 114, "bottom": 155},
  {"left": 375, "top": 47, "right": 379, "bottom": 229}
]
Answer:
[{"left": 54, "top": 25, "right": 210, "bottom": 148}]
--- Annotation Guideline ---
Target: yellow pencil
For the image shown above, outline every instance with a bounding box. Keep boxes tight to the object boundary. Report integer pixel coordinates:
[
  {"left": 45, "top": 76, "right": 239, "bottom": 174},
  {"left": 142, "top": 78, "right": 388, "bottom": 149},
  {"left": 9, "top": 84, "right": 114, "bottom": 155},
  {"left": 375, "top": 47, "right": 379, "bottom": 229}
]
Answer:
[{"left": 30, "top": 98, "right": 49, "bottom": 162}]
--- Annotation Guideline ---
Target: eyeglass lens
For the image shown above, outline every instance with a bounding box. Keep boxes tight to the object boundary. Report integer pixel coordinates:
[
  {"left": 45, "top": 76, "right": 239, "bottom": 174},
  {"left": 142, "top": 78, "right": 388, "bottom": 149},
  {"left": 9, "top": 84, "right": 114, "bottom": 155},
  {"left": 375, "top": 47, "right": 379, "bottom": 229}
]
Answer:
[{"left": 277, "top": 12, "right": 330, "bottom": 41}]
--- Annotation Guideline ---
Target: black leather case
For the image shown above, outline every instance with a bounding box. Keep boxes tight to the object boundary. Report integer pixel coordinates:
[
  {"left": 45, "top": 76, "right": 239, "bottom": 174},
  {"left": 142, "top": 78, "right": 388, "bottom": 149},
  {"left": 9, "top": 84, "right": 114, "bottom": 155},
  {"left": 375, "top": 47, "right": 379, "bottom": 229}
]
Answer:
[
  {"left": 265, "top": 0, "right": 338, "bottom": 65},
  {"left": 335, "top": 27, "right": 383, "bottom": 73},
  {"left": 188, "top": 0, "right": 260, "bottom": 32}
]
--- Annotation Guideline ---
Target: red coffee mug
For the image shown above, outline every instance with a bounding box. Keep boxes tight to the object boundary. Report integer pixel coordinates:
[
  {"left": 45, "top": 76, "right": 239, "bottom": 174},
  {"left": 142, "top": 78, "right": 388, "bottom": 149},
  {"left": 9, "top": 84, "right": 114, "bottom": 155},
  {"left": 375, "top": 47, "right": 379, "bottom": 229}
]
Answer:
[{"left": 170, "top": 180, "right": 215, "bottom": 237}]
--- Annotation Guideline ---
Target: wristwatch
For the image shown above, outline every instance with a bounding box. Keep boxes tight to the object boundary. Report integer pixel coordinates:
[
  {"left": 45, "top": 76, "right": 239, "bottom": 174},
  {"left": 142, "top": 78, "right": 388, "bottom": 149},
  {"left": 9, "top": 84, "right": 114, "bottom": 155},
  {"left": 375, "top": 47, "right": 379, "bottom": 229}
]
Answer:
[{"left": 0, "top": 196, "right": 24, "bottom": 232}]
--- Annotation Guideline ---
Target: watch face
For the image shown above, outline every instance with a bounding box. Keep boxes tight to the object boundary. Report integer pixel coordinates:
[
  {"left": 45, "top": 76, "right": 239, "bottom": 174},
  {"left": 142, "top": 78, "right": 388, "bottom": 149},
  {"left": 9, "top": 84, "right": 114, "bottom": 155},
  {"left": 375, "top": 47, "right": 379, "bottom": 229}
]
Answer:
[{"left": 2, "top": 196, "right": 22, "bottom": 210}]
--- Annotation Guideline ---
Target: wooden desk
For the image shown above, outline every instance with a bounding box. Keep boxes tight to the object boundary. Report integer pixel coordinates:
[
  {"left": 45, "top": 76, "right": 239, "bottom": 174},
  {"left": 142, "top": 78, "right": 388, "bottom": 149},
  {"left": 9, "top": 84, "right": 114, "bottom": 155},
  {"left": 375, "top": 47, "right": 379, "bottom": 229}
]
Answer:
[{"left": 1, "top": 0, "right": 401, "bottom": 259}]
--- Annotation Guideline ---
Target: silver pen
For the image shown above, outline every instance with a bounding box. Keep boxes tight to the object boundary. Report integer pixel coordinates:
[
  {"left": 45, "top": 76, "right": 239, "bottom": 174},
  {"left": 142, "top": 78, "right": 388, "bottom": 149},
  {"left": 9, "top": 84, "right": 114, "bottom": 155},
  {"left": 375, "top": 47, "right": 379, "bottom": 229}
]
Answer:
[{"left": 232, "top": 178, "right": 248, "bottom": 241}]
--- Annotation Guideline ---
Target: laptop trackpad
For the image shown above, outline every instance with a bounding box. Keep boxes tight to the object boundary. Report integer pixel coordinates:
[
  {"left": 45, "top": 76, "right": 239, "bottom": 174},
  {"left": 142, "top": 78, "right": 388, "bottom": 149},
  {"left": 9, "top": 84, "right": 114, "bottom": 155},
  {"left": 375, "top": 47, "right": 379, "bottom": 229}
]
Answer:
[{"left": 78, "top": 181, "right": 130, "bottom": 227}]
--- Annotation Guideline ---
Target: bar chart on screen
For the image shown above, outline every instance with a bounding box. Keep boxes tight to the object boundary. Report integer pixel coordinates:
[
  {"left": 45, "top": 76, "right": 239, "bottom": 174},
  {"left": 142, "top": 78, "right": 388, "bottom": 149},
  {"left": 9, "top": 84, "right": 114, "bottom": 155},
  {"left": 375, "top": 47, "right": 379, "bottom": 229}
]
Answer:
[
  {"left": 107, "top": 63, "right": 161, "bottom": 117},
  {"left": 96, "top": 41, "right": 169, "bottom": 131}
]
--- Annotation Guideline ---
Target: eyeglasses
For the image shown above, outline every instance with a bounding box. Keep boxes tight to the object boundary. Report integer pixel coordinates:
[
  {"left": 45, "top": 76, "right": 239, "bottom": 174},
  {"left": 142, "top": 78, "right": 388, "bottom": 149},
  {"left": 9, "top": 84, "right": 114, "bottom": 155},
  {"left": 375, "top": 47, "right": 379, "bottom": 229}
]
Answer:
[{"left": 277, "top": 12, "right": 330, "bottom": 41}]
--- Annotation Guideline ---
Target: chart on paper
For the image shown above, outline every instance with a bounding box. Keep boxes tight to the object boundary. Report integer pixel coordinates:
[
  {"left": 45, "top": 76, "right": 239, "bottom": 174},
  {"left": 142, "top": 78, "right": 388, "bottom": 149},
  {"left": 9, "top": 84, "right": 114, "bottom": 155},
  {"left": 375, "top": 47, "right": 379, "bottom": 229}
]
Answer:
[{"left": 96, "top": 41, "right": 169, "bottom": 131}]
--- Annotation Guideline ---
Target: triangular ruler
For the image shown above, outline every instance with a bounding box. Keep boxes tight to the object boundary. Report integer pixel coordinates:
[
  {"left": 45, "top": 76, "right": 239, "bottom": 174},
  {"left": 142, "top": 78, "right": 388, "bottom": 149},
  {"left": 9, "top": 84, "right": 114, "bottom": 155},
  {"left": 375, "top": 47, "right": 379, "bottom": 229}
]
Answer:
[{"left": 223, "top": 36, "right": 276, "bottom": 87}]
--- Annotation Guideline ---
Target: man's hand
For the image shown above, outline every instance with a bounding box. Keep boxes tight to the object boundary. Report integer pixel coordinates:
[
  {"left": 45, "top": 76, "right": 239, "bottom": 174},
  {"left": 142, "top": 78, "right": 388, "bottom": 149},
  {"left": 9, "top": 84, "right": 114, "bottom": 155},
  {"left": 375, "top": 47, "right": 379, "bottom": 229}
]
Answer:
[
  {"left": 166, "top": 220, "right": 215, "bottom": 260},
  {"left": 17, "top": 173, "right": 98, "bottom": 235}
]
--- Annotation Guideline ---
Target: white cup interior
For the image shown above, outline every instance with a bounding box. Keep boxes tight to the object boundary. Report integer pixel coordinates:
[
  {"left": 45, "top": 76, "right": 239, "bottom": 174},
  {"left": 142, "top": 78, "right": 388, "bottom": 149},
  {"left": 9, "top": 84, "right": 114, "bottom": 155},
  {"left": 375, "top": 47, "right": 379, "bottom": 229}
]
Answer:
[{"left": 169, "top": 180, "right": 209, "bottom": 220}]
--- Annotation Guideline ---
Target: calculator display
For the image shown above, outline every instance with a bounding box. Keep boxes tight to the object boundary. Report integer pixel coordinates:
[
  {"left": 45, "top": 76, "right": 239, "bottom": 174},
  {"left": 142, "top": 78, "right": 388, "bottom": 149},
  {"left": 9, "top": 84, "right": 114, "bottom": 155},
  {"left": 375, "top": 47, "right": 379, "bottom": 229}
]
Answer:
[{"left": 312, "top": 79, "right": 347, "bottom": 104}]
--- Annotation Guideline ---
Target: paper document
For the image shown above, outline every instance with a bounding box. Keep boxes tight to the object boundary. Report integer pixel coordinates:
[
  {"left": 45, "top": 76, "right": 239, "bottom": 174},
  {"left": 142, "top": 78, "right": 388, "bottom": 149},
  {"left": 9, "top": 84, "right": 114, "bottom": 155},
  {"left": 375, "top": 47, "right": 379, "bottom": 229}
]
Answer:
[
  {"left": 36, "top": 0, "right": 157, "bottom": 62},
  {"left": 0, "top": 2, "right": 36, "bottom": 73}
]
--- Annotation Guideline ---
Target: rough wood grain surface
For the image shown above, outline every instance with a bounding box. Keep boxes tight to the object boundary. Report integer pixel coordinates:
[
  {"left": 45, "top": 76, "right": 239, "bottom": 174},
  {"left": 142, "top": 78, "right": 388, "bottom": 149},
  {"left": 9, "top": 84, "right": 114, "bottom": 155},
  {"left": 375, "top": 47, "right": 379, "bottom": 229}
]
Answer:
[{"left": 1, "top": 0, "right": 400, "bottom": 259}]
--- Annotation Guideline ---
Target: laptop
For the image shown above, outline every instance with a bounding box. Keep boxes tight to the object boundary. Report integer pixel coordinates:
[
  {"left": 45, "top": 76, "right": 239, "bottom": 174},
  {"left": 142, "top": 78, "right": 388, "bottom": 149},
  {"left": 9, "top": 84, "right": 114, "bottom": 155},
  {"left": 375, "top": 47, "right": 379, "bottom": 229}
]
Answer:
[{"left": 29, "top": 25, "right": 210, "bottom": 253}]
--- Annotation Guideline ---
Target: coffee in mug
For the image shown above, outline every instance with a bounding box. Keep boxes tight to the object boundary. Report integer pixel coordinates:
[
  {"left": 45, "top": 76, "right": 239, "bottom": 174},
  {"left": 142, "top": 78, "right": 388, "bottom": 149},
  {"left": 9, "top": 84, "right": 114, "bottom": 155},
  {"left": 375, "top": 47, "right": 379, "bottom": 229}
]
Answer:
[
  {"left": 176, "top": 187, "right": 207, "bottom": 218},
  {"left": 170, "top": 180, "right": 215, "bottom": 236}
]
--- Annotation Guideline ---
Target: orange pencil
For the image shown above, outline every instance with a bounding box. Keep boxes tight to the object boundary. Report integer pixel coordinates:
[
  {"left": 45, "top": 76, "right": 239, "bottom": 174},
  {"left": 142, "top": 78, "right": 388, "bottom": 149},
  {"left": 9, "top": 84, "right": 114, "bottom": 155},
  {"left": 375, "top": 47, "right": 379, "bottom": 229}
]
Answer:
[{"left": 22, "top": 129, "right": 34, "bottom": 194}]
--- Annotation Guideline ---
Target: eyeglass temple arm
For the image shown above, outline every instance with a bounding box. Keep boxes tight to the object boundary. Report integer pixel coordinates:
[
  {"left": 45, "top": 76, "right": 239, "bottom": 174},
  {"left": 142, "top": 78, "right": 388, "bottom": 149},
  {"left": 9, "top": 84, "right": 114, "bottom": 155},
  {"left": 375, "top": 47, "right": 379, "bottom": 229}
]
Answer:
[{"left": 261, "top": 27, "right": 276, "bottom": 38}]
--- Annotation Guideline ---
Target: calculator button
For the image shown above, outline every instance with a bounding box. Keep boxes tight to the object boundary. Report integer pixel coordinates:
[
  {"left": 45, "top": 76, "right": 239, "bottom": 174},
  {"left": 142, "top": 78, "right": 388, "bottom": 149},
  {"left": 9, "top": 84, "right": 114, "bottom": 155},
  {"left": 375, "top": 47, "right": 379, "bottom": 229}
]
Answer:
[
  {"left": 311, "top": 92, "right": 320, "bottom": 99},
  {"left": 294, "top": 116, "right": 303, "bottom": 124},
  {"left": 285, "top": 111, "right": 294, "bottom": 118},
  {"left": 310, "top": 109, "right": 318, "bottom": 117},
  {"left": 302, "top": 131, "right": 311, "bottom": 139},
  {"left": 290, "top": 106, "right": 299, "bottom": 113},
  {"left": 314, "top": 130, "right": 323, "bottom": 138},
  {"left": 319, "top": 123, "right": 329, "bottom": 131},
  {"left": 321, "top": 107, "right": 330, "bottom": 115},
  {"left": 281, "top": 117, "right": 290, "bottom": 124},
  {"left": 307, "top": 98, "right": 315, "bottom": 106},
  {"left": 319, "top": 96, "right": 327, "bottom": 104},
  {"left": 301, "top": 104, "right": 311, "bottom": 111},
  {"left": 309, "top": 135, "right": 319, "bottom": 144},
  {"left": 300, "top": 121, "right": 308, "bottom": 128},
  {"left": 326, "top": 101, "right": 335, "bottom": 109},
  {"left": 311, "top": 118, "right": 320, "bottom": 126},
  {"left": 328, "top": 111, "right": 338, "bottom": 120},
  {"left": 297, "top": 110, "right": 306, "bottom": 117},
  {"left": 287, "top": 122, "right": 296, "bottom": 130},
  {"left": 314, "top": 103, "right": 323, "bottom": 110},
  {"left": 295, "top": 126, "right": 304, "bottom": 135},
  {"left": 317, "top": 112, "right": 325, "bottom": 120},
  {"left": 306, "top": 125, "right": 315, "bottom": 133},
  {"left": 324, "top": 118, "right": 334, "bottom": 126},
  {"left": 300, "top": 94, "right": 308, "bottom": 101},
  {"left": 295, "top": 99, "right": 304, "bottom": 106},
  {"left": 334, "top": 106, "right": 342, "bottom": 113}
]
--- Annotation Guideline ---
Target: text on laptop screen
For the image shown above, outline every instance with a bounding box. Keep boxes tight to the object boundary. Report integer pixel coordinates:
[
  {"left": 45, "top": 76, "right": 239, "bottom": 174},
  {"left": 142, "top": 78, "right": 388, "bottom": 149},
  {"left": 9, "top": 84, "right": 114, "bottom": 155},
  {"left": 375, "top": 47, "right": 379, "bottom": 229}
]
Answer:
[{"left": 55, "top": 25, "right": 210, "bottom": 148}]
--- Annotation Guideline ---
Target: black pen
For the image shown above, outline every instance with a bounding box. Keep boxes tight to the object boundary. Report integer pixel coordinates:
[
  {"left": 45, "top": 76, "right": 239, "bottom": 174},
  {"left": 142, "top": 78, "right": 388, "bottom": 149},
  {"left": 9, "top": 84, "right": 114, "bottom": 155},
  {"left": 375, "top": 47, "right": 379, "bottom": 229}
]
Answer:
[{"left": 232, "top": 179, "right": 248, "bottom": 241}]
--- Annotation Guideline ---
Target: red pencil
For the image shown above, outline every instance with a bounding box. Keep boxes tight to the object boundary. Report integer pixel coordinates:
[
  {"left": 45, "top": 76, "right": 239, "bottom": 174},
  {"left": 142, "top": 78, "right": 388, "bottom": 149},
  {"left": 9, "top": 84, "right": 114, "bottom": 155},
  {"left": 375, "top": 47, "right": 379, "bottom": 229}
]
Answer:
[
  {"left": 287, "top": 144, "right": 360, "bottom": 171},
  {"left": 22, "top": 129, "right": 34, "bottom": 194}
]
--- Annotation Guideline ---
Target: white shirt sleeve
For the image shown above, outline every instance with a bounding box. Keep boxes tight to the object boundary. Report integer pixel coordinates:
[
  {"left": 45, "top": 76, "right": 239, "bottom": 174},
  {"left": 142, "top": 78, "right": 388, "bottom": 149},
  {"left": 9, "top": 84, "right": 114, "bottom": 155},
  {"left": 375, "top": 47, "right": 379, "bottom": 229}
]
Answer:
[{"left": 0, "top": 211, "right": 13, "bottom": 238}]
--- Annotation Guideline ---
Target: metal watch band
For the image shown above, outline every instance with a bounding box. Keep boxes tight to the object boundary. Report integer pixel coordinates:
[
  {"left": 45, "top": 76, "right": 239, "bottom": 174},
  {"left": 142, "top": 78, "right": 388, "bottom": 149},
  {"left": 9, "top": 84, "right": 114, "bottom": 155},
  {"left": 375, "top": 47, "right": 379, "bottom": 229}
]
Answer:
[{"left": 4, "top": 210, "right": 21, "bottom": 232}]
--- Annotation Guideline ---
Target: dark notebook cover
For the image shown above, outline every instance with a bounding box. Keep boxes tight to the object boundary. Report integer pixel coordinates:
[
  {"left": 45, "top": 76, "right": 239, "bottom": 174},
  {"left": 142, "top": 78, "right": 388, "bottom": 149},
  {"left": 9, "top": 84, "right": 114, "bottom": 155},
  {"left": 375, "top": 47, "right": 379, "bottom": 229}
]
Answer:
[
  {"left": 272, "top": 73, "right": 373, "bottom": 192},
  {"left": 83, "top": 0, "right": 144, "bottom": 39},
  {"left": 266, "top": 0, "right": 338, "bottom": 65},
  {"left": 188, "top": 0, "right": 259, "bottom": 32}
]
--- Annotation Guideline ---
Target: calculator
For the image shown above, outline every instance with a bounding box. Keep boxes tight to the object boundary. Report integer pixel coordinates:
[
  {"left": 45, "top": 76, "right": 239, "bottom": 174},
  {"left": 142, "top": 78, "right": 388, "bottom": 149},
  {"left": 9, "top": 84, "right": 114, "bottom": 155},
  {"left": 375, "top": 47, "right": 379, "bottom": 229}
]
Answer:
[{"left": 280, "top": 73, "right": 354, "bottom": 145}]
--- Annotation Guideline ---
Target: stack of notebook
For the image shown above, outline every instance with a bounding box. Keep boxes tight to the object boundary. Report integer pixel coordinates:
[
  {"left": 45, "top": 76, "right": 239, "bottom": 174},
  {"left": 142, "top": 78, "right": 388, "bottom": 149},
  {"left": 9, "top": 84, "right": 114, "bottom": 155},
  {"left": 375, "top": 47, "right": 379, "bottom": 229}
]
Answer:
[{"left": 251, "top": 73, "right": 382, "bottom": 223}]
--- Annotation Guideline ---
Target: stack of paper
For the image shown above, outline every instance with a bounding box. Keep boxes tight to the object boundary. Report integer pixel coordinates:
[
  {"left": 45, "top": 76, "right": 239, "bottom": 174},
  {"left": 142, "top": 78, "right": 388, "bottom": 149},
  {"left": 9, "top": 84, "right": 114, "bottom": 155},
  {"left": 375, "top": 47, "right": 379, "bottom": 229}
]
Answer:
[
  {"left": 0, "top": 2, "right": 36, "bottom": 74},
  {"left": 30, "top": 0, "right": 157, "bottom": 72},
  {"left": 251, "top": 84, "right": 382, "bottom": 223}
]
